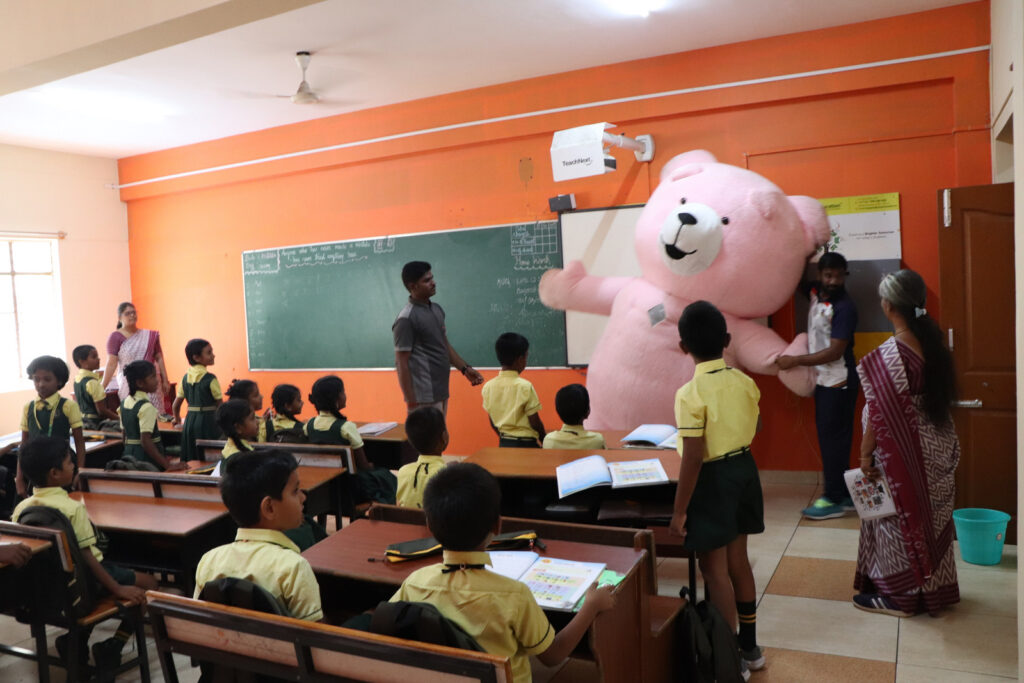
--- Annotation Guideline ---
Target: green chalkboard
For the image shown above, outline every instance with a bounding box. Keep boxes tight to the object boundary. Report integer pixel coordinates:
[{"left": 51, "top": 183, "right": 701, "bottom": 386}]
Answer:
[{"left": 242, "top": 221, "right": 566, "bottom": 370}]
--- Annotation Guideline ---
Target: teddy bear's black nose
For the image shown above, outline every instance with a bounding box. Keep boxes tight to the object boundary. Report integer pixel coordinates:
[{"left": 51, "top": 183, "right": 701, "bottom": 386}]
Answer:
[{"left": 677, "top": 212, "right": 698, "bottom": 226}]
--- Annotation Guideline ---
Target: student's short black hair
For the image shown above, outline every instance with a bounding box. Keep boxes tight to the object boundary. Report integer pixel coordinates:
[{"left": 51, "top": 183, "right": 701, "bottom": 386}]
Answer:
[
  {"left": 423, "top": 463, "right": 501, "bottom": 551},
  {"left": 19, "top": 436, "right": 71, "bottom": 489},
  {"left": 271, "top": 384, "right": 301, "bottom": 415},
  {"left": 226, "top": 379, "right": 258, "bottom": 402},
  {"left": 817, "top": 252, "right": 848, "bottom": 272},
  {"left": 184, "top": 338, "right": 211, "bottom": 365},
  {"left": 401, "top": 261, "right": 431, "bottom": 288},
  {"left": 219, "top": 449, "right": 298, "bottom": 527},
  {"left": 27, "top": 356, "right": 70, "bottom": 388},
  {"left": 678, "top": 300, "right": 728, "bottom": 359},
  {"left": 405, "top": 406, "right": 447, "bottom": 454},
  {"left": 554, "top": 384, "right": 590, "bottom": 425},
  {"left": 71, "top": 345, "right": 96, "bottom": 368},
  {"left": 495, "top": 332, "right": 529, "bottom": 367},
  {"left": 123, "top": 360, "right": 156, "bottom": 395}
]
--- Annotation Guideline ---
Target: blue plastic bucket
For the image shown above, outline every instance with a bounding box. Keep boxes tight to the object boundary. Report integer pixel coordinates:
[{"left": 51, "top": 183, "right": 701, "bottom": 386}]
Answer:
[{"left": 953, "top": 508, "right": 1011, "bottom": 565}]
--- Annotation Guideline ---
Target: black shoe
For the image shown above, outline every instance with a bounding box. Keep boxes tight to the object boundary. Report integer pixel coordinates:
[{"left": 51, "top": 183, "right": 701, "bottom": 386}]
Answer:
[
  {"left": 91, "top": 637, "right": 124, "bottom": 674},
  {"left": 55, "top": 632, "right": 91, "bottom": 674}
]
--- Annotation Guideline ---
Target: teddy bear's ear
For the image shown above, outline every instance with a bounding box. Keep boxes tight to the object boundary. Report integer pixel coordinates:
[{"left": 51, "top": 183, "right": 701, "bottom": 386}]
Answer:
[
  {"left": 659, "top": 150, "right": 718, "bottom": 183},
  {"left": 788, "top": 196, "right": 831, "bottom": 255}
]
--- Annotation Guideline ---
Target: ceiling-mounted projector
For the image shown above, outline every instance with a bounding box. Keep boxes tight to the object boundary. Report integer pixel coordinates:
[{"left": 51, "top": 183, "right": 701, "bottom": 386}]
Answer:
[{"left": 550, "top": 123, "right": 654, "bottom": 182}]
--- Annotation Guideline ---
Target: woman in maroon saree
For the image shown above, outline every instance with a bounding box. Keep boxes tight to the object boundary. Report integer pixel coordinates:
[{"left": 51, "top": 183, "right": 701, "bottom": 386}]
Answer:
[{"left": 854, "top": 269, "right": 960, "bottom": 617}]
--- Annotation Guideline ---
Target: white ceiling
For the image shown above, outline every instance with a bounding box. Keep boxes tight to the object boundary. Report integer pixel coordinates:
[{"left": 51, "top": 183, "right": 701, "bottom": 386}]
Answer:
[{"left": 0, "top": 0, "right": 969, "bottom": 159}]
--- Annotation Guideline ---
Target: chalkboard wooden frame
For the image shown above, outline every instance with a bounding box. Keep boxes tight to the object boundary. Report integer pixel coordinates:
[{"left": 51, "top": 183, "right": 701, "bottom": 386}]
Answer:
[{"left": 242, "top": 220, "right": 567, "bottom": 371}]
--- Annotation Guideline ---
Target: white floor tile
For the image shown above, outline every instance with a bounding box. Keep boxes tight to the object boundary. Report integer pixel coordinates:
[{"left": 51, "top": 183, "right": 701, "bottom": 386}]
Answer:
[{"left": 897, "top": 610, "right": 1018, "bottom": 679}]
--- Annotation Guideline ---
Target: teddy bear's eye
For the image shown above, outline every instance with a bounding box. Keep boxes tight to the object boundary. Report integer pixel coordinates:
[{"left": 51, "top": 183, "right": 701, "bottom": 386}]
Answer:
[
  {"left": 679, "top": 198, "right": 687, "bottom": 205},
  {"left": 721, "top": 217, "right": 730, "bottom": 225}
]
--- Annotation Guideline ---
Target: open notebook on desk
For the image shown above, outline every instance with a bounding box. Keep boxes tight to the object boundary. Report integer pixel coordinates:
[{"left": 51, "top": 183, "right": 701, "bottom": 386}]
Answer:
[
  {"left": 556, "top": 454, "right": 669, "bottom": 498},
  {"left": 487, "top": 551, "right": 605, "bottom": 611},
  {"left": 620, "top": 424, "right": 678, "bottom": 449}
]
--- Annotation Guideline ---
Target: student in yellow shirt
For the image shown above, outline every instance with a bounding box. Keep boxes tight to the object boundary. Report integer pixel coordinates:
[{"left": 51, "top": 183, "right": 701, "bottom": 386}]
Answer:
[
  {"left": 542, "top": 384, "right": 605, "bottom": 450},
  {"left": 71, "top": 345, "right": 119, "bottom": 430},
  {"left": 267, "top": 384, "right": 306, "bottom": 443},
  {"left": 395, "top": 406, "right": 447, "bottom": 508},
  {"left": 194, "top": 449, "right": 323, "bottom": 621},
  {"left": 16, "top": 355, "right": 87, "bottom": 496},
  {"left": 120, "top": 360, "right": 184, "bottom": 471},
  {"left": 14, "top": 436, "right": 158, "bottom": 671},
  {"left": 390, "top": 463, "right": 613, "bottom": 683},
  {"left": 669, "top": 301, "right": 765, "bottom": 674},
  {"left": 481, "top": 333, "right": 545, "bottom": 448},
  {"left": 211, "top": 399, "right": 257, "bottom": 477},
  {"left": 226, "top": 379, "right": 268, "bottom": 443},
  {"left": 171, "top": 338, "right": 222, "bottom": 461}
]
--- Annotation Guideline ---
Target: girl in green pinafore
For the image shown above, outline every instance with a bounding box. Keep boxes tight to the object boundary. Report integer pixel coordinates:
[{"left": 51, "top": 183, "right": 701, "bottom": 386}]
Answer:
[
  {"left": 305, "top": 375, "right": 396, "bottom": 504},
  {"left": 120, "top": 360, "right": 183, "bottom": 471},
  {"left": 171, "top": 339, "right": 222, "bottom": 462}
]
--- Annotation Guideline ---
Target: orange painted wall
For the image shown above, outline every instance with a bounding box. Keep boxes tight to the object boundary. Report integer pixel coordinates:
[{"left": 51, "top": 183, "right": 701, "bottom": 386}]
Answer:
[{"left": 119, "top": 3, "right": 991, "bottom": 468}]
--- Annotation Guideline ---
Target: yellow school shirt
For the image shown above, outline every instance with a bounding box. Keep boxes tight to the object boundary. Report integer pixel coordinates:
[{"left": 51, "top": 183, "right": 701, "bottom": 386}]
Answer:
[
  {"left": 308, "top": 413, "right": 364, "bottom": 448},
  {"left": 194, "top": 528, "right": 323, "bottom": 621},
  {"left": 271, "top": 415, "right": 301, "bottom": 432},
  {"left": 675, "top": 358, "right": 760, "bottom": 462},
  {"left": 175, "top": 364, "right": 222, "bottom": 400},
  {"left": 222, "top": 439, "right": 253, "bottom": 460},
  {"left": 257, "top": 417, "right": 267, "bottom": 443},
  {"left": 395, "top": 455, "right": 445, "bottom": 508},
  {"left": 75, "top": 369, "right": 107, "bottom": 414},
  {"left": 20, "top": 392, "right": 84, "bottom": 431},
  {"left": 481, "top": 370, "right": 541, "bottom": 439},
  {"left": 390, "top": 550, "right": 554, "bottom": 683},
  {"left": 542, "top": 424, "right": 606, "bottom": 450},
  {"left": 13, "top": 486, "right": 103, "bottom": 561},
  {"left": 122, "top": 391, "right": 158, "bottom": 436}
]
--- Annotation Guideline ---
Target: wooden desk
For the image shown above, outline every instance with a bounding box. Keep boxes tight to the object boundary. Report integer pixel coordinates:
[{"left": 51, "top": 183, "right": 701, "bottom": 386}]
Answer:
[
  {"left": 70, "top": 491, "right": 234, "bottom": 591},
  {"left": 0, "top": 535, "right": 51, "bottom": 568},
  {"left": 303, "top": 519, "right": 646, "bottom": 683},
  {"left": 467, "top": 447, "right": 680, "bottom": 482}
]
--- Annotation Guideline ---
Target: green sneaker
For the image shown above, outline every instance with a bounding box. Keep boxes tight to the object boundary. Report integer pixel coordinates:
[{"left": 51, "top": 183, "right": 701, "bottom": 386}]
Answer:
[{"left": 802, "top": 497, "right": 846, "bottom": 520}]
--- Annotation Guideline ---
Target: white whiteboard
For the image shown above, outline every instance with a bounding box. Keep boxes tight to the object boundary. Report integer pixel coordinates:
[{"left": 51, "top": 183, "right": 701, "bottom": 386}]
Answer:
[{"left": 559, "top": 206, "right": 644, "bottom": 365}]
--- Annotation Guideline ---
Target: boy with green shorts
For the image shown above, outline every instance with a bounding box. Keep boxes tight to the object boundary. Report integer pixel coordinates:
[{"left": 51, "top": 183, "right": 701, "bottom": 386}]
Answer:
[{"left": 669, "top": 300, "right": 765, "bottom": 674}]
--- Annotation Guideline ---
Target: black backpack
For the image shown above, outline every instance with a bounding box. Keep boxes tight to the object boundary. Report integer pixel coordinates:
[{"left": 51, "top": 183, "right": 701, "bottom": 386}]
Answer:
[
  {"left": 197, "top": 578, "right": 291, "bottom": 683},
  {"left": 369, "top": 601, "right": 485, "bottom": 652},
  {"left": 676, "top": 556, "right": 745, "bottom": 683},
  {"left": 16, "top": 505, "right": 97, "bottom": 620}
]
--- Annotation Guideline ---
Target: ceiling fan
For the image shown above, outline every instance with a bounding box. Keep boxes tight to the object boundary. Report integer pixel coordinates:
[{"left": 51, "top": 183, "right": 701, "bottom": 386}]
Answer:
[{"left": 290, "top": 51, "right": 319, "bottom": 104}]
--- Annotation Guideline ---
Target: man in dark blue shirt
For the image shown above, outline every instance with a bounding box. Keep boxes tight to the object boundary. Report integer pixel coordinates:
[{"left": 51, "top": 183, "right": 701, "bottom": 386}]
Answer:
[{"left": 777, "top": 252, "right": 859, "bottom": 520}]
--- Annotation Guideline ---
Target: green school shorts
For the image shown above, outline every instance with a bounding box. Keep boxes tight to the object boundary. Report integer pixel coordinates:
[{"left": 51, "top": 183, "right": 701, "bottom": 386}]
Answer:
[
  {"left": 99, "top": 560, "right": 136, "bottom": 589},
  {"left": 682, "top": 449, "right": 764, "bottom": 553}
]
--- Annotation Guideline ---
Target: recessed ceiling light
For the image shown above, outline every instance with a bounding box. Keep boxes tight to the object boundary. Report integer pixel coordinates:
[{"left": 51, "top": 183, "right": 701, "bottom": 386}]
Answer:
[
  {"left": 600, "top": 0, "right": 669, "bottom": 18},
  {"left": 29, "top": 86, "right": 177, "bottom": 124}
]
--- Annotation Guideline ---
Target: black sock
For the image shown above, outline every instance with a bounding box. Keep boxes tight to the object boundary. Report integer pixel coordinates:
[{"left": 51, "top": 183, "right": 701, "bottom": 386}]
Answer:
[{"left": 737, "top": 600, "right": 757, "bottom": 650}]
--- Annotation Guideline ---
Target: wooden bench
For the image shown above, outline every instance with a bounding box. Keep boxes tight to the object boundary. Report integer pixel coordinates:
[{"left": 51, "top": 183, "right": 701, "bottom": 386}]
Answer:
[
  {"left": 196, "top": 439, "right": 353, "bottom": 469},
  {"left": 78, "top": 468, "right": 222, "bottom": 502},
  {"left": 0, "top": 521, "right": 150, "bottom": 683},
  {"left": 366, "top": 504, "right": 683, "bottom": 682},
  {"left": 147, "top": 591, "right": 513, "bottom": 683}
]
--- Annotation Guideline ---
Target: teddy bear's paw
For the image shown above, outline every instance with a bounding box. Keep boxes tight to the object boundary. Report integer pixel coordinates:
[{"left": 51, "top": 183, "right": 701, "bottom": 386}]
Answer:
[{"left": 538, "top": 261, "right": 587, "bottom": 309}]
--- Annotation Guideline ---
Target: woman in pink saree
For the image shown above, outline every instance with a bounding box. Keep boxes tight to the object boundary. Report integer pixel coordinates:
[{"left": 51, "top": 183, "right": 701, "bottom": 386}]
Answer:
[
  {"left": 854, "top": 270, "right": 960, "bottom": 617},
  {"left": 102, "top": 302, "right": 172, "bottom": 413}
]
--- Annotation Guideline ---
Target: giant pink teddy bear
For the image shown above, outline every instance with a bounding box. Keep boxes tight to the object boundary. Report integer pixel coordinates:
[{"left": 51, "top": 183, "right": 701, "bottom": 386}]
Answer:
[{"left": 539, "top": 150, "right": 830, "bottom": 429}]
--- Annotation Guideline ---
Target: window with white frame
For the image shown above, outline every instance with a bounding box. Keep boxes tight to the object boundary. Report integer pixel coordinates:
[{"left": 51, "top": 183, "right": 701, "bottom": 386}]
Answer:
[{"left": 0, "top": 239, "right": 66, "bottom": 393}]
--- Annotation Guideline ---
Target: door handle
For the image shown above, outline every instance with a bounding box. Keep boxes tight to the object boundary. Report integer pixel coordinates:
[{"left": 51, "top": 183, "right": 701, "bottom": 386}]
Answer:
[{"left": 954, "top": 399, "right": 983, "bottom": 408}]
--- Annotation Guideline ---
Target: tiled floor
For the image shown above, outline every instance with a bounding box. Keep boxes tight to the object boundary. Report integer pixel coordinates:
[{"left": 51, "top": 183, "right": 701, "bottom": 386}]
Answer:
[
  {"left": 654, "top": 473, "right": 1020, "bottom": 682},
  {"left": 0, "top": 475, "right": 1017, "bottom": 681}
]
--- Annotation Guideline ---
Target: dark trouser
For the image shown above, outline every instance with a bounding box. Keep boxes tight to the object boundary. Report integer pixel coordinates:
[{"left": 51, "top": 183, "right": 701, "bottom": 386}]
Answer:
[
  {"left": 499, "top": 436, "right": 541, "bottom": 448},
  {"left": 814, "top": 373, "right": 860, "bottom": 504}
]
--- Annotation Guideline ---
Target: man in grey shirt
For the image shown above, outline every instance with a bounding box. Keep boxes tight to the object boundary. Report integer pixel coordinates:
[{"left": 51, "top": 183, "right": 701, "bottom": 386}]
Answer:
[{"left": 393, "top": 261, "right": 483, "bottom": 415}]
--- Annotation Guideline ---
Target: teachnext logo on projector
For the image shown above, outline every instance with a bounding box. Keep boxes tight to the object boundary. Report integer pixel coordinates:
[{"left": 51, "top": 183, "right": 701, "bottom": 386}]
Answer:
[{"left": 550, "top": 123, "right": 617, "bottom": 182}]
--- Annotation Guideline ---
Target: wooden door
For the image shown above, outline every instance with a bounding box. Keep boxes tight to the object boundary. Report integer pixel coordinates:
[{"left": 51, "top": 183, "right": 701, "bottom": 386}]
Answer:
[{"left": 937, "top": 183, "right": 1016, "bottom": 541}]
